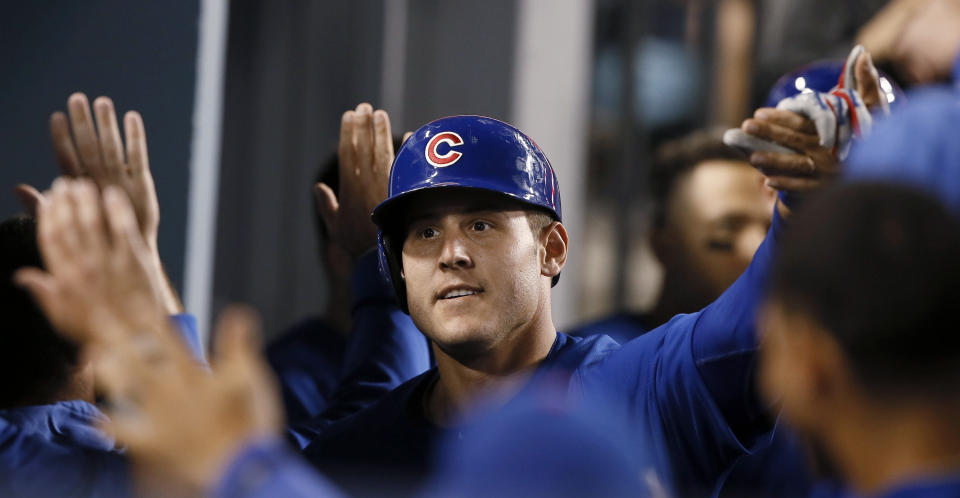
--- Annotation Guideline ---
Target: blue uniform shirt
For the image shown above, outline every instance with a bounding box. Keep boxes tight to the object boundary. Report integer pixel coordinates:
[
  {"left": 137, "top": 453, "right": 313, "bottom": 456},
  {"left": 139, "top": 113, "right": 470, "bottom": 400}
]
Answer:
[
  {"left": 568, "top": 311, "right": 654, "bottom": 344},
  {"left": 0, "top": 401, "right": 130, "bottom": 497},
  {"left": 286, "top": 250, "right": 432, "bottom": 449},
  {"left": 212, "top": 438, "right": 345, "bottom": 498},
  {"left": 810, "top": 475, "right": 960, "bottom": 498},
  {"left": 0, "top": 313, "right": 202, "bottom": 497},
  {"left": 267, "top": 316, "right": 347, "bottom": 425},
  {"left": 301, "top": 206, "right": 785, "bottom": 496}
]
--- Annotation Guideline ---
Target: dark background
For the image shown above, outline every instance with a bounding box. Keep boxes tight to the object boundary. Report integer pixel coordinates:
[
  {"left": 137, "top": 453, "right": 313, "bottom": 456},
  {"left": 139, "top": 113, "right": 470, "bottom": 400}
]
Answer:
[{"left": 0, "top": 0, "right": 199, "bottom": 294}]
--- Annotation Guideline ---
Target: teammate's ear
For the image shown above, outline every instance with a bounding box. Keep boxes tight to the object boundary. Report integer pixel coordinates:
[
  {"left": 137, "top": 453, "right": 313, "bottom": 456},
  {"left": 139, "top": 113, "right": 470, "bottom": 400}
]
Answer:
[{"left": 541, "top": 221, "right": 567, "bottom": 278}]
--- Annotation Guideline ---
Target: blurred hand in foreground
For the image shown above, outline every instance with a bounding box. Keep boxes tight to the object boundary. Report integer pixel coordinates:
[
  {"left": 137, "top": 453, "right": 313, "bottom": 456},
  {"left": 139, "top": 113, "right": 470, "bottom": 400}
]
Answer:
[
  {"left": 98, "top": 306, "right": 282, "bottom": 495},
  {"left": 16, "top": 178, "right": 166, "bottom": 341}
]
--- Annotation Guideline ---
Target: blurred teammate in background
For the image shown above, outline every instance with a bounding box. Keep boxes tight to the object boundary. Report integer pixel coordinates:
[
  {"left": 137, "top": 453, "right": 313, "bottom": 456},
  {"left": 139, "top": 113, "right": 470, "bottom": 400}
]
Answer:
[
  {"left": 572, "top": 128, "right": 776, "bottom": 343},
  {"left": 761, "top": 182, "right": 960, "bottom": 498}
]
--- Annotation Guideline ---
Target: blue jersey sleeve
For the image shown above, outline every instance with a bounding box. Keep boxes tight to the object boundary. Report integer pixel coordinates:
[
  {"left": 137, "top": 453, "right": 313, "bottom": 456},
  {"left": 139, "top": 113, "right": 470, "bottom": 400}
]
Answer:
[
  {"left": 169, "top": 313, "right": 206, "bottom": 365},
  {"left": 571, "top": 206, "right": 784, "bottom": 494},
  {"left": 211, "top": 437, "right": 346, "bottom": 498},
  {"left": 287, "top": 250, "right": 431, "bottom": 447}
]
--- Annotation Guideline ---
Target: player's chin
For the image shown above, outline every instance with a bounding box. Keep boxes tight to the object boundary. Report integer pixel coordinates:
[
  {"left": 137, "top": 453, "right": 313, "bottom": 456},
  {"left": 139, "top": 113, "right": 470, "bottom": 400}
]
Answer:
[{"left": 430, "top": 321, "right": 497, "bottom": 359}]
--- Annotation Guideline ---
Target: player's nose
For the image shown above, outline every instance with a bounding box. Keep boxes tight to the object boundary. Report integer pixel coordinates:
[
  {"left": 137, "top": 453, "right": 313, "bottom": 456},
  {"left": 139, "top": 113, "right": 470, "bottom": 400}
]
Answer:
[{"left": 438, "top": 232, "right": 473, "bottom": 270}]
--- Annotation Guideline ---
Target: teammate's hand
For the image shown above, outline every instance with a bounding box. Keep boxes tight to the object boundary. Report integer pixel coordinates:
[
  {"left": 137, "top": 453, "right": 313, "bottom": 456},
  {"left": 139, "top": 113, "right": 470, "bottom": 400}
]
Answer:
[
  {"left": 740, "top": 108, "right": 838, "bottom": 193},
  {"left": 48, "top": 93, "right": 182, "bottom": 313},
  {"left": 739, "top": 49, "right": 886, "bottom": 194},
  {"left": 51, "top": 93, "right": 159, "bottom": 250},
  {"left": 15, "top": 178, "right": 167, "bottom": 343},
  {"left": 95, "top": 305, "right": 282, "bottom": 495},
  {"left": 315, "top": 103, "right": 394, "bottom": 260}
]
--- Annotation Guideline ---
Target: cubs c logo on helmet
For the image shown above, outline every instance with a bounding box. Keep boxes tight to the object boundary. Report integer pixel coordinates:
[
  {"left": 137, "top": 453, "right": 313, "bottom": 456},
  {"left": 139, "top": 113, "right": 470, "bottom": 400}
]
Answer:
[{"left": 424, "top": 131, "right": 464, "bottom": 167}]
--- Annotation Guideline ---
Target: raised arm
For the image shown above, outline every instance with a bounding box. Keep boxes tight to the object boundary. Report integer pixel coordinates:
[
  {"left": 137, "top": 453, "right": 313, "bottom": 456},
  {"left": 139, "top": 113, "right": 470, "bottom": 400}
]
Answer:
[{"left": 287, "top": 104, "right": 429, "bottom": 447}]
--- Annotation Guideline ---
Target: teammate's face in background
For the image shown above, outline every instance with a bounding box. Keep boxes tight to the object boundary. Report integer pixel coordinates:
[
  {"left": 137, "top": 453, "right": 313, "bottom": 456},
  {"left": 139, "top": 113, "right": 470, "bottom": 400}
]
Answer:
[
  {"left": 401, "top": 190, "right": 551, "bottom": 360},
  {"left": 656, "top": 160, "right": 776, "bottom": 305}
]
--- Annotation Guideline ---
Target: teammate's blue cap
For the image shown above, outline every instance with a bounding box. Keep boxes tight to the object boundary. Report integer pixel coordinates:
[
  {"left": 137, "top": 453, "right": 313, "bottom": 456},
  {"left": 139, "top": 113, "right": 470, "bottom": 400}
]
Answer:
[
  {"left": 846, "top": 87, "right": 960, "bottom": 214},
  {"left": 371, "top": 115, "right": 562, "bottom": 312},
  {"left": 765, "top": 59, "right": 904, "bottom": 109}
]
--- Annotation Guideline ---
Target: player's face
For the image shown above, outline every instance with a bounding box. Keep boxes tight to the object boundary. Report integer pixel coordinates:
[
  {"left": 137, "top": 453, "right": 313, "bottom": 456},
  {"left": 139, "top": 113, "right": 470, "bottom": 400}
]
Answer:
[
  {"left": 400, "top": 190, "right": 548, "bottom": 360},
  {"left": 662, "top": 160, "right": 776, "bottom": 303}
]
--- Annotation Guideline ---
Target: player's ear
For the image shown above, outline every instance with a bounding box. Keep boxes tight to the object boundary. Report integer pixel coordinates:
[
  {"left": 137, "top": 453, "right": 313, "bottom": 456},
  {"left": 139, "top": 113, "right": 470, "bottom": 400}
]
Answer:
[{"left": 541, "top": 221, "right": 567, "bottom": 279}]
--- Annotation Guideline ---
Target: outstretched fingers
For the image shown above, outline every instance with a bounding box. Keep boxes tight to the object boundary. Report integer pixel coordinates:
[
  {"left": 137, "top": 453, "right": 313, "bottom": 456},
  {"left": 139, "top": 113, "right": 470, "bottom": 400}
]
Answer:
[
  {"left": 372, "top": 110, "right": 394, "bottom": 177},
  {"left": 124, "top": 111, "right": 151, "bottom": 180},
  {"left": 102, "top": 186, "right": 147, "bottom": 261},
  {"left": 67, "top": 93, "right": 105, "bottom": 178},
  {"left": 353, "top": 103, "right": 374, "bottom": 176},
  {"left": 49, "top": 112, "right": 83, "bottom": 176},
  {"left": 93, "top": 97, "right": 126, "bottom": 183}
]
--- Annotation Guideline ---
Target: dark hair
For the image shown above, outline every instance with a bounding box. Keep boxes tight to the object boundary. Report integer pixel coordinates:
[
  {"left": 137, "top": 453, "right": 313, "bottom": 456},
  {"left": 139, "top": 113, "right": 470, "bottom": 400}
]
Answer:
[
  {"left": 0, "top": 215, "right": 80, "bottom": 408},
  {"left": 651, "top": 127, "right": 746, "bottom": 227},
  {"left": 770, "top": 182, "right": 960, "bottom": 395}
]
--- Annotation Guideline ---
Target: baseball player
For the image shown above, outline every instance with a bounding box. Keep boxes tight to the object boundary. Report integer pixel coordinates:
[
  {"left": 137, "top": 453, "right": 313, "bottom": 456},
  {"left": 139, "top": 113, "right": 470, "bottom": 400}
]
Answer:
[{"left": 298, "top": 110, "right": 803, "bottom": 497}]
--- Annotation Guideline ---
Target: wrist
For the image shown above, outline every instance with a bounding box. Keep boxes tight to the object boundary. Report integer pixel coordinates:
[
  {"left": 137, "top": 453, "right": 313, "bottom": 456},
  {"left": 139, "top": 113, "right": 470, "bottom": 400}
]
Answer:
[{"left": 146, "top": 252, "right": 184, "bottom": 314}]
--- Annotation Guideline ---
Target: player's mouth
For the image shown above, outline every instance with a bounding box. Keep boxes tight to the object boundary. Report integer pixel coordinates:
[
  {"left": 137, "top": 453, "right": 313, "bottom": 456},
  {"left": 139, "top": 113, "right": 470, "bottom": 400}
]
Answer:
[{"left": 436, "top": 285, "right": 484, "bottom": 301}]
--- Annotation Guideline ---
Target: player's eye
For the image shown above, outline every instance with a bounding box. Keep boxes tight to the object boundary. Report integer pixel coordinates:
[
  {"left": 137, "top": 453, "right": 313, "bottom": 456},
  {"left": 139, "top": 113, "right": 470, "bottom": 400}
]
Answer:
[
  {"left": 707, "top": 239, "right": 734, "bottom": 251},
  {"left": 420, "top": 227, "right": 439, "bottom": 239},
  {"left": 471, "top": 221, "right": 491, "bottom": 232}
]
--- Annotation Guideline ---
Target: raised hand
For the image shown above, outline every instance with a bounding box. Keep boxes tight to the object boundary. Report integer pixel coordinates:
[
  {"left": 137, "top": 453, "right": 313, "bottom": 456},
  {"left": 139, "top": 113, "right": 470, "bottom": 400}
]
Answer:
[
  {"left": 96, "top": 306, "right": 282, "bottom": 494},
  {"left": 50, "top": 93, "right": 159, "bottom": 250},
  {"left": 47, "top": 93, "right": 181, "bottom": 313},
  {"left": 739, "top": 49, "right": 885, "bottom": 196},
  {"left": 15, "top": 178, "right": 166, "bottom": 343},
  {"left": 315, "top": 103, "right": 394, "bottom": 260},
  {"left": 739, "top": 108, "right": 839, "bottom": 193}
]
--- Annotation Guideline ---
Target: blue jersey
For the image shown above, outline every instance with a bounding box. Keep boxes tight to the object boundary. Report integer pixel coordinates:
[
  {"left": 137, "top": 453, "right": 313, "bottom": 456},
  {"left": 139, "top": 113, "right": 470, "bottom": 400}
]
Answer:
[
  {"left": 0, "top": 401, "right": 130, "bottom": 497},
  {"left": 810, "top": 475, "right": 960, "bottom": 498},
  {"left": 568, "top": 311, "right": 654, "bottom": 344},
  {"left": 716, "top": 426, "right": 814, "bottom": 498},
  {"left": 0, "top": 313, "right": 201, "bottom": 497},
  {"left": 299, "top": 207, "right": 785, "bottom": 496},
  {"left": 211, "top": 438, "right": 345, "bottom": 498},
  {"left": 286, "top": 250, "right": 432, "bottom": 449},
  {"left": 267, "top": 316, "right": 347, "bottom": 425}
]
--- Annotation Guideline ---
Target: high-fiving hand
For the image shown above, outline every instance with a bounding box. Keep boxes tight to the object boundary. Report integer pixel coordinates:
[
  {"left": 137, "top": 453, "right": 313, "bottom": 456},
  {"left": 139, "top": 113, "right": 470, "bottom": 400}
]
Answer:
[
  {"left": 314, "top": 103, "right": 394, "bottom": 261},
  {"left": 738, "top": 50, "right": 887, "bottom": 203},
  {"left": 15, "top": 178, "right": 166, "bottom": 345},
  {"left": 50, "top": 93, "right": 160, "bottom": 250},
  {"left": 23, "top": 93, "right": 182, "bottom": 313}
]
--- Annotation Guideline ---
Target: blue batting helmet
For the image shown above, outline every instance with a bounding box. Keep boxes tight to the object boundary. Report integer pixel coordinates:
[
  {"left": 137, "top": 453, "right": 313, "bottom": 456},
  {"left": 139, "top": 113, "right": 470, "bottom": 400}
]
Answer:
[
  {"left": 765, "top": 59, "right": 905, "bottom": 109},
  {"left": 371, "top": 115, "right": 562, "bottom": 313}
]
